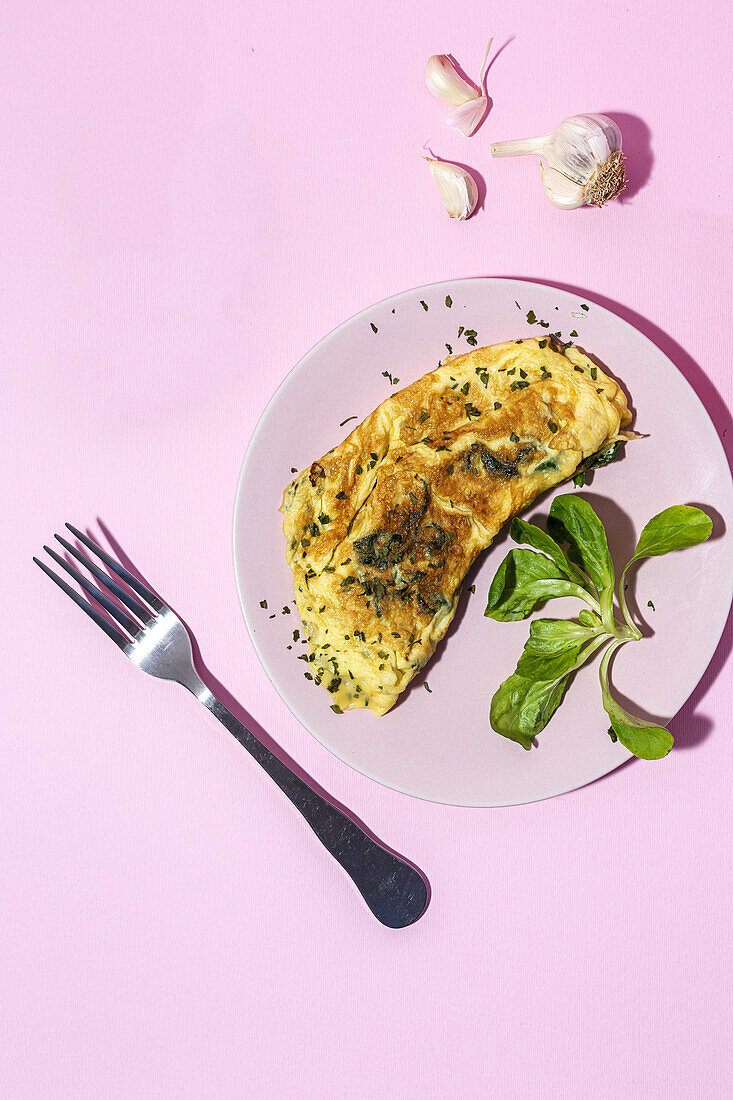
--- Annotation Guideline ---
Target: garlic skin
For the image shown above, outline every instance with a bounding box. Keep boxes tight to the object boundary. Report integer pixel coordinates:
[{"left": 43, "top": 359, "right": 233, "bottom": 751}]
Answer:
[
  {"left": 491, "top": 114, "right": 627, "bottom": 208},
  {"left": 425, "top": 158, "right": 478, "bottom": 220},
  {"left": 445, "top": 96, "right": 488, "bottom": 137},
  {"left": 424, "top": 41, "right": 492, "bottom": 136}
]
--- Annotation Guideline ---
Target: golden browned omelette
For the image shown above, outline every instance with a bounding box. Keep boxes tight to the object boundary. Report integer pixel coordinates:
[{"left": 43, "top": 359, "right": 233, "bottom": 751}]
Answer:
[{"left": 281, "top": 339, "right": 632, "bottom": 715}]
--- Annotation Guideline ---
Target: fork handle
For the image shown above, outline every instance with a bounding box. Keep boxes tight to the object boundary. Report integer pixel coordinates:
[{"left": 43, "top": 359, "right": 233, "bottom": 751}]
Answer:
[{"left": 195, "top": 688, "right": 428, "bottom": 928}]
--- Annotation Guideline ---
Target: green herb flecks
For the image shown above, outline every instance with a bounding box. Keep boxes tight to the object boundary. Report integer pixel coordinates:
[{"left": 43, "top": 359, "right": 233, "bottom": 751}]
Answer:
[{"left": 573, "top": 441, "right": 623, "bottom": 487}]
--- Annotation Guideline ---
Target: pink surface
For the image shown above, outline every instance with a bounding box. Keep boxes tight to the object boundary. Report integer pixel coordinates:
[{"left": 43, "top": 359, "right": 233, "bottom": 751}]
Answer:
[{"left": 2, "top": 2, "right": 732, "bottom": 1097}]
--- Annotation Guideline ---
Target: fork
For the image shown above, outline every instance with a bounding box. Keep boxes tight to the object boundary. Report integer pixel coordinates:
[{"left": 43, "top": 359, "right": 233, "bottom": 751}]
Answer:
[{"left": 34, "top": 525, "right": 428, "bottom": 928}]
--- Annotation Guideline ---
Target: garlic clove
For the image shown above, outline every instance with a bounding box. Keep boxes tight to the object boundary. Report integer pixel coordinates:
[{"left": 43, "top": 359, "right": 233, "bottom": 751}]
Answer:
[
  {"left": 425, "top": 157, "right": 479, "bottom": 220},
  {"left": 446, "top": 95, "right": 488, "bottom": 136},
  {"left": 425, "top": 54, "right": 479, "bottom": 106},
  {"left": 540, "top": 166, "right": 587, "bottom": 210}
]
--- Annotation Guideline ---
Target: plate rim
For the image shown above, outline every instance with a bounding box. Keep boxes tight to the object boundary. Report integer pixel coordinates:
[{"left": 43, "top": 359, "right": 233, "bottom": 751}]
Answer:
[{"left": 232, "top": 275, "right": 733, "bottom": 806}]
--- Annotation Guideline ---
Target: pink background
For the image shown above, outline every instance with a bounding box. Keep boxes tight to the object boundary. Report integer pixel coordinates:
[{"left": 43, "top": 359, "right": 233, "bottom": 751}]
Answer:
[{"left": 3, "top": 2, "right": 732, "bottom": 1097}]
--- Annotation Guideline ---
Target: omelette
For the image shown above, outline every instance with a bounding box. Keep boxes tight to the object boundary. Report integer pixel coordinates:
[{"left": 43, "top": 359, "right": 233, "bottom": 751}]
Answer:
[{"left": 280, "top": 338, "right": 632, "bottom": 715}]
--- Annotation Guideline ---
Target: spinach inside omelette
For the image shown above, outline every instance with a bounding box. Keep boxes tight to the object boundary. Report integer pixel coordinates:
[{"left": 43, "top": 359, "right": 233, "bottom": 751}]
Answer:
[{"left": 281, "top": 338, "right": 632, "bottom": 716}]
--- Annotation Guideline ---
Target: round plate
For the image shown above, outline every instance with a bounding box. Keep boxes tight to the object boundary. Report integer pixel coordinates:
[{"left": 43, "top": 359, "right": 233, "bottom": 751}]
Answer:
[{"left": 233, "top": 278, "right": 733, "bottom": 807}]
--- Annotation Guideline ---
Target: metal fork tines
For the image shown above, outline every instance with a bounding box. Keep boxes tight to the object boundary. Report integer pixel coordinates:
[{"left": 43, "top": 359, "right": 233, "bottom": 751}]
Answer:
[{"left": 35, "top": 526, "right": 428, "bottom": 928}]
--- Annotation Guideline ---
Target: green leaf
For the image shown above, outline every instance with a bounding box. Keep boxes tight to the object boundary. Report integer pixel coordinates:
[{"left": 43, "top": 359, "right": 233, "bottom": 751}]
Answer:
[
  {"left": 516, "top": 641, "right": 587, "bottom": 681},
  {"left": 599, "top": 644, "right": 673, "bottom": 759},
  {"left": 601, "top": 690, "right": 673, "bottom": 760},
  {"left": 548, "top": 494, "right": 614, "bottom": 593},
  {"left": 485, "top": 548, "right": 592, "bottom": 621},
  {"left": 627, "top": 505, "right": 712, "bottom": 566},
  {"left": 490, "top": 671, "right": 571, "bottom": 750},
  {"left": 509, "top": 518, "right": 591, "bottom": 588},
  {"left": 490, "top": 621, "right": 606, "bottom": 748},
  {"left": 515, "top": 619, "right": 599, "bottom": 678}
]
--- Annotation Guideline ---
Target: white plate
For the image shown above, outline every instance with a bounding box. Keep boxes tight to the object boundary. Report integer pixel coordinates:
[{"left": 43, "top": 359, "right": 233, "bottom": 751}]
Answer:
[{"left": 233, "top": 278, "right": 733, "bottom": 806}]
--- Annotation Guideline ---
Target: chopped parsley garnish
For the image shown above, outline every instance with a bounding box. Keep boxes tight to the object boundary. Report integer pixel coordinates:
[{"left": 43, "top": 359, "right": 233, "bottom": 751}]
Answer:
[
  {"left": 465, "top": 402, "right": 482, "bottom": 418},
  {"left": 370, "top": 322, "right": 378, "bottom": 333},
  {"left": 581, "top": 303, "right": 589, "bottom": 311},
  {"left": 510, "top": 380, "right": 529, "bottom": 391},
  {"left": 519, "top": 369, "right": 527, "bottom": 379},
  {"left": 339, "top": 415, "right": 357, "bottom": 427},
  {"left": 259, "top": 599, "right": 267, "bottom": 609},
  {"left": 648, "top": 600, "right": 655, "bottom": 610},
  {"left": 460, "top": 382, "right": 470, "bottom": 395},
  {"left": 355, "top": 464, "right": 363, "bottom": 475},
  {"left": 510, "top": 432, "right": 520, "bottom": 443},
  {"left": 547, "top": 420, "right": 559, "bottom": 433},
  {"left": 446, "top": 464, "right": 454, "bottom": 475},
  {"left": 445, "top": 343, "right": 453, "bottom": 354},
  {"left": 469, "top": 585, "right": 476, "bottom": 594},
  {"left": 281, "top": 606, "right": 291, "bottom": 615},
  {"left": 330, "top": 704, "right": 343, "bottom": 714},
  {"left": 424, "top": 682, "right": 432, "bottom": 693},
  {"left": 445, "top": 295, "right": 453, "bottom": 308},
  {"left": 527, "top": 310, "right": 537, "bottom": 324},
  {"left": 494, "top": 401, "right": 502, "bottom": 410},
  {"left": 290, "top": 467, "right": 297, "bottom": 474},
  {"left": 336, "top": 491, "right": 346, "bottom": 499},
  {"left": 457, "top": 326, "right": 464, "bottom": 339},
  {"left": 419, "top": 410, "right": 430, "bottom": 423},
  {"left": 570, "top": 330, "right": 578, "bottom": 338},
  {"left": 538, "top": 339, "right": 547, "bottom": 348},
  {"left": 464, "top": 329, "right": 478, "bottom": 346},
  {"left": 420, "top": 300, "right": 429, "bottom": 311},
  {"left": 590, "top": 367, "right": 598, "bottom": 381}
]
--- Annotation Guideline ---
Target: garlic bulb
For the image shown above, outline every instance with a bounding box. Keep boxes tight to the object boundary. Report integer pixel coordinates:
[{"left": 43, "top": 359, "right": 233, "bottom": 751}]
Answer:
[
  {"left": 424, "top": 40, "right": 492, "bottom": 136},
  {"left": 424, "top": 157, "right": 478, "bottom": 220},
  {"left": 491, "top": 114, "right": 627, "bottom": 208}
]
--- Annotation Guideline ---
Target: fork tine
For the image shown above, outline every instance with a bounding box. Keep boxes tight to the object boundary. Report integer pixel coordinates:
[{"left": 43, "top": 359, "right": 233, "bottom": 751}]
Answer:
[
  {"left": 34, "top": 557, "right": 129, "bottom": 649},
  {"left": 65, "top": 524, "right": 164, "bottom": 611},
  {"left": 43, "top": 545, "right": 141, "bottom": 638},
  {"left": 54, "top": 534, "right": 154, "bottom": 623}
]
